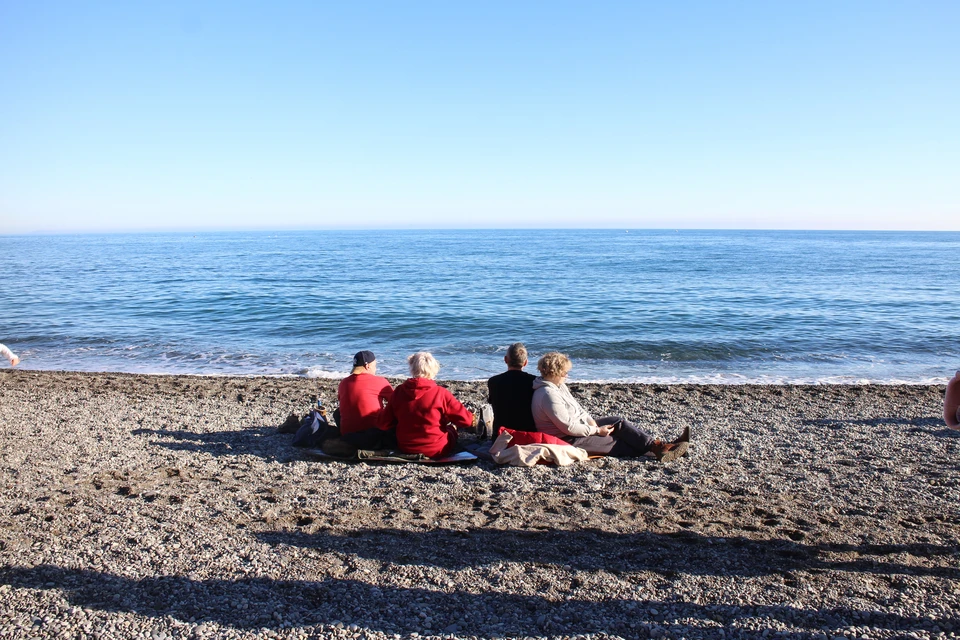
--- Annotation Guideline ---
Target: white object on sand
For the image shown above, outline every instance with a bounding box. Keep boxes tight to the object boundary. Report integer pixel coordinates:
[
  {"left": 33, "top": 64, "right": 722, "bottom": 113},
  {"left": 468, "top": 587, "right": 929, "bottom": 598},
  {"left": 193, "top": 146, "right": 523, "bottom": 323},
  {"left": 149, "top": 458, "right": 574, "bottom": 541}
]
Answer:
[{"left": 0, "top": 343, "right": 19, "bottom": 367}]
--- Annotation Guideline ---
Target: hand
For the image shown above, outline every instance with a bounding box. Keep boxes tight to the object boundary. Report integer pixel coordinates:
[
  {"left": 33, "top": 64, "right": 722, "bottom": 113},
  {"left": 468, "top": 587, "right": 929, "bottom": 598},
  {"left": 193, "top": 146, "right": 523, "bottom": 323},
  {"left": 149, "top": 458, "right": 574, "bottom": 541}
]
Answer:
[
  {"left": 9, "top": 356, "right": 19, "bottom": 367},
  {"left": 597, "top": 426, "right": 614, "bottom": 437}
]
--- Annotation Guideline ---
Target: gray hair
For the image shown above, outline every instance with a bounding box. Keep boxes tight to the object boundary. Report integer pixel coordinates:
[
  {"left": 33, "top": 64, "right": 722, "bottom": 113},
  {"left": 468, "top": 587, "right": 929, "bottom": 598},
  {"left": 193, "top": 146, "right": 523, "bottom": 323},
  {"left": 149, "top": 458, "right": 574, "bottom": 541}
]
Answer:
[
  {"left": 505, "top": 342, "right": 528, "bottom": 368},
  {"left": 408, "top": 351, "right": 441, "bottom": 379}
]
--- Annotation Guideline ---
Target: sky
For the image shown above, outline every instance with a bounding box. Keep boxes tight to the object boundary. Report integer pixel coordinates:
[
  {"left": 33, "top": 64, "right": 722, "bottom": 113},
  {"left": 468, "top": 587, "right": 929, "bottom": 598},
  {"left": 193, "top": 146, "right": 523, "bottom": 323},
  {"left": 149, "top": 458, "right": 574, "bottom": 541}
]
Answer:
[{"left": 1, "top": 1, "right": 958, "bottom": 233}]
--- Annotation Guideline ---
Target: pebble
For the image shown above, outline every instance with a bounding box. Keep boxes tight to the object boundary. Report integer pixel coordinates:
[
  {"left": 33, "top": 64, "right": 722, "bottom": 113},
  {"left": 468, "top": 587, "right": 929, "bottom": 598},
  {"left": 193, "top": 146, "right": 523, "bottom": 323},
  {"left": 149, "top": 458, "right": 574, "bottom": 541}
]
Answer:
[{"left": 0, "top": 371, "right": 956, "bottom": 639}]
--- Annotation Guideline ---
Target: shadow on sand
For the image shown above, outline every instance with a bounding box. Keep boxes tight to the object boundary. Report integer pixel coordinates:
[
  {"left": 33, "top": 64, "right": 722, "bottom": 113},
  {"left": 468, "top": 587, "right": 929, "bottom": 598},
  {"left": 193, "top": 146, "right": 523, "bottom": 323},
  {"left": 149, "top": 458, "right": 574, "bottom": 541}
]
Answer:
[
  {"left": 256, "top": 526, "right": 960, "bottom": 580},
  {"left": 1, "top": 561, "right": 953, "bottom": 638},
  {"left": 130, "top": 427, "right": 303, "bottom": 461}
]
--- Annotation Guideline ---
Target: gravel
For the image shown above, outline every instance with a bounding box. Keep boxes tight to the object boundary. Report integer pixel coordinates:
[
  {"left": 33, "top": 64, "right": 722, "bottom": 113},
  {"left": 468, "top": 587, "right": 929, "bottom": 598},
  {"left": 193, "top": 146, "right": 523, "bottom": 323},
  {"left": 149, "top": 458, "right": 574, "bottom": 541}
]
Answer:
[{"left": 1, "top": 369, "right": 958, "bottom": 639}]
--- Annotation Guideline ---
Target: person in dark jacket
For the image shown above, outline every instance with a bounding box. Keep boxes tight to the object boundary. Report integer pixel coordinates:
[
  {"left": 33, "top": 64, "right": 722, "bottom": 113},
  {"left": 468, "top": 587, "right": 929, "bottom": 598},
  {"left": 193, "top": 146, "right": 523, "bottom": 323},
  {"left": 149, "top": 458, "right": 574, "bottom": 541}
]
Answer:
[
  {"left": 378, "top": 352, "right": 476, "bottom": 458},
  {"left": 487, "top": 342, "right": 537, "bottom": 433}
]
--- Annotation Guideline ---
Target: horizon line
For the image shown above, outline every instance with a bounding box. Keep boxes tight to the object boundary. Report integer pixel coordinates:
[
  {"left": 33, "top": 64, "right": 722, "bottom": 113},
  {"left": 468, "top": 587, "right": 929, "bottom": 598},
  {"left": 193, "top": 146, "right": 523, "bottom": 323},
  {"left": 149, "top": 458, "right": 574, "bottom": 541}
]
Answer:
[{"left": 3, "top": 226, "right": 960, "bottom": 237}]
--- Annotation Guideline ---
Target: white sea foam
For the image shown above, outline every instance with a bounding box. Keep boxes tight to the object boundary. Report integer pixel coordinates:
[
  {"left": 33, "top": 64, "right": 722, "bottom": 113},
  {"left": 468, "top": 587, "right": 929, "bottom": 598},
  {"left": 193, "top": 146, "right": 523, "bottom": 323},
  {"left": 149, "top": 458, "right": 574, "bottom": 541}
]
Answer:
[
  {"left": 303, "top": 367, "right": 348, "bottom": 380},
  {"left": 568, "top": 374, "right": 953, "bottom": 385}
]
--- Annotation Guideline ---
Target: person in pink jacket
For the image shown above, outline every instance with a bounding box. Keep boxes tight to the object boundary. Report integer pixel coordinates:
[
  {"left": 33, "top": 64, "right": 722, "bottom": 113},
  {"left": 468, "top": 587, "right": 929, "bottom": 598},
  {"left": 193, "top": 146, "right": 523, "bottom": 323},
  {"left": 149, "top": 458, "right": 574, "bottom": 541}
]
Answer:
[{"left": 378, "top": 352, "right": 476, "bottom": 458}]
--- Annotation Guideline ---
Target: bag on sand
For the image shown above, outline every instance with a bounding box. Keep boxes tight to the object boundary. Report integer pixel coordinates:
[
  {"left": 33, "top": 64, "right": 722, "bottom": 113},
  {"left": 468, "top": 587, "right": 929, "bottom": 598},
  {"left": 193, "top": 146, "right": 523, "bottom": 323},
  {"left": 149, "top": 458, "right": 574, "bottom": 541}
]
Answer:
[{"left": 292, "top": 410, "right": 339, "bottom": 448}]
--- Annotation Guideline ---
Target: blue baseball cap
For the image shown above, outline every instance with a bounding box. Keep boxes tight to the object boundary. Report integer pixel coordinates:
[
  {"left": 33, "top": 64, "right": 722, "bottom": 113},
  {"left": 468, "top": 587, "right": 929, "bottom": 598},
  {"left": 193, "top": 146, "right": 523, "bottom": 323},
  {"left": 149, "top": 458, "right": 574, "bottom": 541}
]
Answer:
[{"left": 353, "top": 350, "right": 376, "bottom": 367}]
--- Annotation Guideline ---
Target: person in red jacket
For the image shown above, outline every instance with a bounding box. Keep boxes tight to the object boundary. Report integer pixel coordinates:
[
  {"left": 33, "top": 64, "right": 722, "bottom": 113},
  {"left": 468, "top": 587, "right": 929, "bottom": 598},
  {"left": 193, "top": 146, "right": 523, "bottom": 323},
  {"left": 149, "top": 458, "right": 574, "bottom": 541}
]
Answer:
[
  {"left": 378, "top": 351, "right": 476, "bottom": 458},
  {"left": 336, "top": 350, "right": 396, "bottom": 449}
]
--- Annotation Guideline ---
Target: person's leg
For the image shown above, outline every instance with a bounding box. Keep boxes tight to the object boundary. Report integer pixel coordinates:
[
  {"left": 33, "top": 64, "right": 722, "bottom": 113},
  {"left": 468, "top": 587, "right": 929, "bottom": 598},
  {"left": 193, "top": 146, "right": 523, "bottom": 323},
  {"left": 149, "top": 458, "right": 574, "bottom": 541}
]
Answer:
[
  {"left": 945, "top": 371, "right": 960, "bottom": 429},
  {"left": 378, "top": 428, "right": 398, "bottom": 450},
  {"left": 342, "top": 427, "right": 396, "bottom": 450},
  {"left": 564, "top": 434, "right": 616, "bottom": 455},
  {"left": 435, "top": 424, "right": 461, "bottom": 458},
  {"left": 597, "top": 415, "right": 657, "bottom": 457}
]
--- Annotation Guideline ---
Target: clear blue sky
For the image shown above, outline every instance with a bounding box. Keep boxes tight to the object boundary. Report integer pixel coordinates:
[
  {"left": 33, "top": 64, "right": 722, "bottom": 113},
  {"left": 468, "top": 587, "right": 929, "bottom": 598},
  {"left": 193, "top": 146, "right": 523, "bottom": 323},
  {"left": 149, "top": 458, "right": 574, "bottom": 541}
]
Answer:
[{"left": 1, "top": 1, "right": 957, "bottom": 233}]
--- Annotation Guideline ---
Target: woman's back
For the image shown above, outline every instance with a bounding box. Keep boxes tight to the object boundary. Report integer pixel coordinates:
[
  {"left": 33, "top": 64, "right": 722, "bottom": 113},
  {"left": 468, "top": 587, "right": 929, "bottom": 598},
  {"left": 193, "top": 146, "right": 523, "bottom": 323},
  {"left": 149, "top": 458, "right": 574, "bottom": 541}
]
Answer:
[{"left": 389, "top": 377, "right": 473, "bottom": 458}]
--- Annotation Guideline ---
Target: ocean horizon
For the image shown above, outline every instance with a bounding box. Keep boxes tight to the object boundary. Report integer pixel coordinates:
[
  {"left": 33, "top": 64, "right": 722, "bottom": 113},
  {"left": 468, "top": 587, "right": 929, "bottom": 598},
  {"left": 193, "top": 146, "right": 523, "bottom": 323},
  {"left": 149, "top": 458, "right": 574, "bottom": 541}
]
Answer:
[{"left": 2, "top": 229, "right": 958, "bottom": 384}]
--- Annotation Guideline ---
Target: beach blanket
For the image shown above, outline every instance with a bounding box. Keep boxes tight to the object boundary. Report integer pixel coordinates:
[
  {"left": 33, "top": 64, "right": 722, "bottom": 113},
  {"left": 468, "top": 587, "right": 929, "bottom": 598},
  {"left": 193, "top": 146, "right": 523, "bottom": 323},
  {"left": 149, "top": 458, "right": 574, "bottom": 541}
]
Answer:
[
  {"left": 489, "top": 429, "right": 589, "bottom": 467},
  {"left": 494, "top": 427, "right": 569, "bottom": 446},
  {"left": 306, "top": 448, "right": 478, "bottom": 465}
]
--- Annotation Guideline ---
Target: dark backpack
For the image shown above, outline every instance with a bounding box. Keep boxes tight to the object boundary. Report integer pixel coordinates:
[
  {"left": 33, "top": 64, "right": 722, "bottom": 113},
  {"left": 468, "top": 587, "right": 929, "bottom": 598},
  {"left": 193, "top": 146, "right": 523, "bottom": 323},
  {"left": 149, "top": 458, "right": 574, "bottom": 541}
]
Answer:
[{"left": 292, "top": 410, "right": 339, "bottom": 448}]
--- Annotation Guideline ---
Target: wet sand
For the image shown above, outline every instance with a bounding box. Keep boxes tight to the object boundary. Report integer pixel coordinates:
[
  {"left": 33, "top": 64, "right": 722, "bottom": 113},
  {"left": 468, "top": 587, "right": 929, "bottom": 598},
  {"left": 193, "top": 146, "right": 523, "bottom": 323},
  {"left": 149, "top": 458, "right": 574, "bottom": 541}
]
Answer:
[{"left": 1, "top": 369, "right": 958, "bottom": 639}]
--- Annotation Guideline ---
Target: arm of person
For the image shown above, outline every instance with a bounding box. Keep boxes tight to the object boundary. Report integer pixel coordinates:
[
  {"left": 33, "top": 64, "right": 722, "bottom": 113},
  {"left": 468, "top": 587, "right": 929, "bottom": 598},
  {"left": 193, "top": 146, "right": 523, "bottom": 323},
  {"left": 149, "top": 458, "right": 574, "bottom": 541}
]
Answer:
[
  {"left": 945, "top": 371, "right": 960, "bottom": 430},
  {"left": 596, "top": 424, "right": 615, "bottom": 436},
  {"left": 0, "top": 344, "right": 18, "bottom": 366},
  {"left": 441, "top": 390, "right": 475, "bottom": 429},
  {"left": 377, "top": 394, "right": 398, "bottom": 430},
  {"left": 378, "top": 381, "right": 394, "bottom": 408},
  {"left": 585, "top": 417, "right": 614, "bottom": 435},
  {"left": 540, "top": 388, "right": 599, "bottom": 437}
]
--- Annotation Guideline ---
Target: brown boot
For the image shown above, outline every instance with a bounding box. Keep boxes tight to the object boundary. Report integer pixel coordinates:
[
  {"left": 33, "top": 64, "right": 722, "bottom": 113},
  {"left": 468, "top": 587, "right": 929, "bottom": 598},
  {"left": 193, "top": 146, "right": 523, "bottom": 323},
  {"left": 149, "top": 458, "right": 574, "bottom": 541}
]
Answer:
[{"left": 647, "top": 433, "right": 690, "bottom": 462}]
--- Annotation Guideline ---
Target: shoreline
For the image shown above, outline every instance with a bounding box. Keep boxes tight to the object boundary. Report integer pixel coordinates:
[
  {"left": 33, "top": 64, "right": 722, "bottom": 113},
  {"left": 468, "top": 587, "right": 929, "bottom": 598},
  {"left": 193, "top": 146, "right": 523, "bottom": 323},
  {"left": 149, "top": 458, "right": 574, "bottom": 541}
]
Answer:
[
  {"left": 1, "top": 369, "right": 958, "bottom": 639},
  {"left": 4, "top": 366, "right": 955, "bottom": 387}
]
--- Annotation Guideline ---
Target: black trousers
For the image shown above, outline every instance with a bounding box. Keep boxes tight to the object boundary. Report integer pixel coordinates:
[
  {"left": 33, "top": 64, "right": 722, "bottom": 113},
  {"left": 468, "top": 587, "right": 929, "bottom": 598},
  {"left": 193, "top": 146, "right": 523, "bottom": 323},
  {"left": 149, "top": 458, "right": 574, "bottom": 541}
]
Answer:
[
  {"left": 342, "top": 427, "right": 398, "bottom": 450},
  {"left": 333, "top": 408, "right": 398, "bottom": 450},
  {"left": 564, "top": 416, "right": 655, "bottom": 457}
]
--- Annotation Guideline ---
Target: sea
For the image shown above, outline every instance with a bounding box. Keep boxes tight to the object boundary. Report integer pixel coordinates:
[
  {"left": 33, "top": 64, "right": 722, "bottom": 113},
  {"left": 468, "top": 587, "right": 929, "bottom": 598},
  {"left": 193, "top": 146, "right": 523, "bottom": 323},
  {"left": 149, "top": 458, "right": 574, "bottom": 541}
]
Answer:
[{"left": 1, "top": 229, "right": 958, "bottom": 384}]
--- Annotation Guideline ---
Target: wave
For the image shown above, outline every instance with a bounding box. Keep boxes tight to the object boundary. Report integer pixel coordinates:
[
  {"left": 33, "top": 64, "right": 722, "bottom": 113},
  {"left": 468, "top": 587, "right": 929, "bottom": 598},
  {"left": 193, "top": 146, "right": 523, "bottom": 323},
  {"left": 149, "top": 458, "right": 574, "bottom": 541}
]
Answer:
[
  {"left": 4, "top": 229, "right": 959, "bottom": 383},
  {"left": 302, "top": 367, "right": 349, "bottom": 379}
]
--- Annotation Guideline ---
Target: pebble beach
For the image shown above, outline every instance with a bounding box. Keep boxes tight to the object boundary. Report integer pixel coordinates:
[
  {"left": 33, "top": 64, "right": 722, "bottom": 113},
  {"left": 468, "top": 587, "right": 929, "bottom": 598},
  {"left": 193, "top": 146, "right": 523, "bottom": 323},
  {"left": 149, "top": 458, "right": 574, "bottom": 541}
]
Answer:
[{"left": 1, "top": 369, "right": 958, "bottom": 640}]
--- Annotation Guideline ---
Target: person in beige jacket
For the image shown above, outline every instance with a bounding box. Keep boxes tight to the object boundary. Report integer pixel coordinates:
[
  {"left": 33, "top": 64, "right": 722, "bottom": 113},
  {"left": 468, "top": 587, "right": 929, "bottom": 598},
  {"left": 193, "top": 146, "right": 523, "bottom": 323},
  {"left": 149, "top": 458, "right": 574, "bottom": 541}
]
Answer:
[{"left": 531, "top": 352, "right": 689, "bottom": 461}]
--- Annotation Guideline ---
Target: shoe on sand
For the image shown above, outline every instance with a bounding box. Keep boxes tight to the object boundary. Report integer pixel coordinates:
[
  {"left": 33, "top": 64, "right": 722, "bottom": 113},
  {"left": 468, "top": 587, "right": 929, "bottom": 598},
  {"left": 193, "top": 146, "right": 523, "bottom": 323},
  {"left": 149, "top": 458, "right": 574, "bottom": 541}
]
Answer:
[
  {"left": 648, "top": 427, "right": 690, "bottom": 462},
  {"left": 647, "top": 440, "right": 689, "bottom": 462}
]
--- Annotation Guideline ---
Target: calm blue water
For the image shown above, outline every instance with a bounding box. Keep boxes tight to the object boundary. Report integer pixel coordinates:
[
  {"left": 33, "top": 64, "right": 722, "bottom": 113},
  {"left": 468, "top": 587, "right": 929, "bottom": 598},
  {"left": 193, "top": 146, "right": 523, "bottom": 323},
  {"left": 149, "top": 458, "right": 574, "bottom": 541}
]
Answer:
[{"left": 1, "top": 230, "right": 958, "bottom": 383}]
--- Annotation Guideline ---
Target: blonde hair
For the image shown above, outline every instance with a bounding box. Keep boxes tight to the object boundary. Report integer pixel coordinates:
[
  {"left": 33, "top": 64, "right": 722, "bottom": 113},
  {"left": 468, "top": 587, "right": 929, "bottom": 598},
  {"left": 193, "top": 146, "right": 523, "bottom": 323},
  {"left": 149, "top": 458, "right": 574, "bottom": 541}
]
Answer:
[
  {"left": 408, "top": 351, "right": 441, "bottom": 379},
  {"left": 505, "top": 342, "right": 528, "bottom": 368},
  {"left": 537, "top": 352, "right": 571, "bottom": 379}
]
